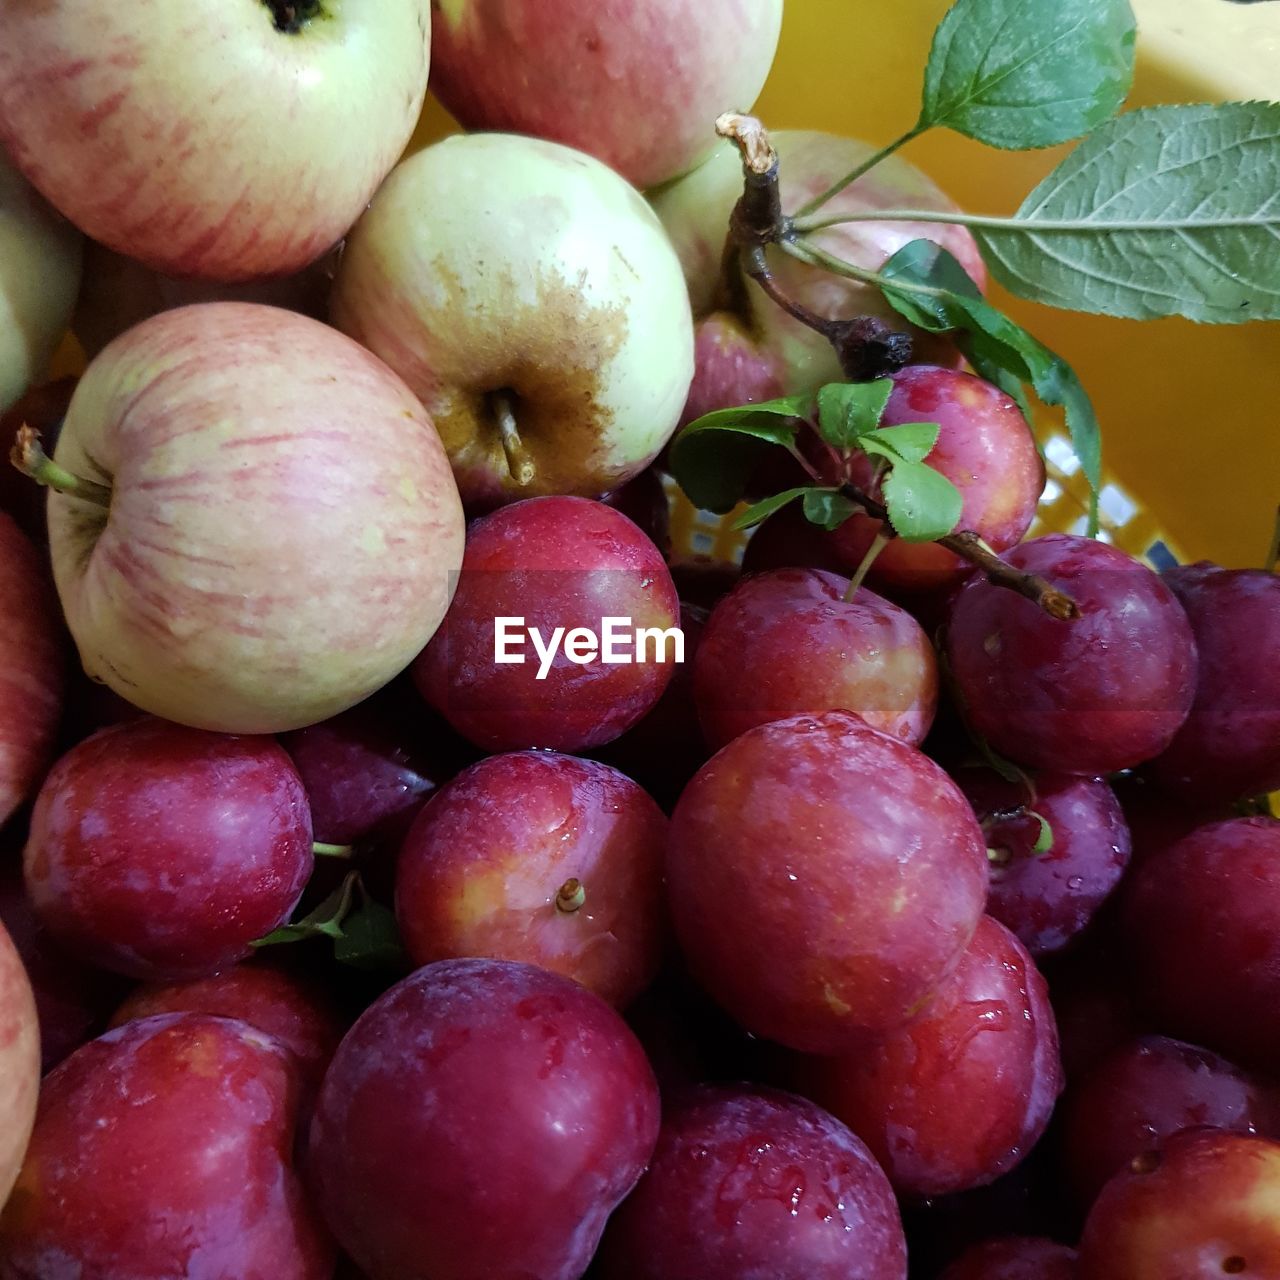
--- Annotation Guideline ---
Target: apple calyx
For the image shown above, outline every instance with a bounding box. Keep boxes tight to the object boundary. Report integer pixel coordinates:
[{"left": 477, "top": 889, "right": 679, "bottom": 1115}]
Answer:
[
  {"left": 10, "top": 425, "right": 112, "bottom": 511},
  {"left": 489, "top": 391, "right": 537, "bottom": 488},
  {"left": 263, "top": 0, "right": 323, "bottom": 34},
  {"left": 555, "top": 878, "right": 586, "bottom": 914}
]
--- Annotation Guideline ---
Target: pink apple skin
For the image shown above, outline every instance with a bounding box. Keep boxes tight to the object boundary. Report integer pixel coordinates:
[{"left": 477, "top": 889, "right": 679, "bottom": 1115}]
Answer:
[
  {"left": 24, "top": 718, "right": 314, "bottom": 982},
  {"left": 414, "top": 496, "right": 681, "bottom": 753},
  {"left": 0, "top": 512, "right": 63, "bottom": 830},
  {"left": 428, "top": 0, "right": 782, "bottom": 190},
  {"left": 652, "top": 132, "right": 986, "bottom": 400},
  {"left": 679, "top": 312, "right": 786, "bottom": 429},
  {"left": 667, "top": 711, "right": 989, "bottom": 1053},
  {"left": 0, "top": 2, "right": 429, "bottom": 282},
  {"left": 307, "top": 957, "right": 661, "bottom": 1280},
  {"left": 396, "top": 752, "right": 667, "bottom": 1007},
  {"left": 0, "top": 916, "right": 39, "bottom": 1209},
  {"left": 0, "top": 1013, "right": 334, "bottom": 1278},
  {"left": 109, "top": 963, "right": 346, "bottom": 1093},
  {"left": 831, "top": 366, "right": 1045, "bottom": 594},
  {"left": 795, "top": 917, "right": 1064, "bottom": 1201},
  {"left": 73, "top": 240, "right": 336, "bottom": 361},
  {"left": 47, "top": 302, "right": 465, "bottom": 734},
  {"left": 694, "top": 568, "right": 939, "bottom": 751}
]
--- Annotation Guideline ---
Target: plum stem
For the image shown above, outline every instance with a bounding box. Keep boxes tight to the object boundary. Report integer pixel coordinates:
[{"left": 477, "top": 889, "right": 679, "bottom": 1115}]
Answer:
[
  {"left": 555, "top": 878, "right": 586, "bottom": 913},
  {"left": 492, "top": 392, "right": 536, "bottom": 488},
  {"left": 312, "top": 842, "right": 354, "bottom": 859},
  {"left": 715, "top": 113, "right": 913, "bottom": 383},
  {"left": 843, "top": 527, "right": 893, "bottom": 602},
  {"left": 10, "top": 425, "right": 112, "bottom": 510},
  {"left": 1265, "top": 504, "right": 1279, "bottom": 573}
]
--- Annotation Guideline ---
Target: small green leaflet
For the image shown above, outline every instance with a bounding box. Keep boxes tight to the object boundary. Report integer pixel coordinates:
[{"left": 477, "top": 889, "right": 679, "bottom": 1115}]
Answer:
[
  {"left": 857, "top": 421, "right": 942, "bottom": 466},
  {"left": 1030, "top": 811, "right": 1055, "bottom": 855},
  {"left": 668, "top": 393, "right": 811, "bottom": 513},
  {"left": 974, "top": 103, "right": 1280, "bottom": 322},
  {"left": 882, "top": 460, "right": 964, "bottom": 542},
  {"left": 334, "top": 899, "right": 407, "bottom": 971},
  {"left": 816, "top": 380, "right": 893, "bottom": 449},
  {"left": 802, "top": 489, "right": 859, "bottom": 531},
  {"left": 878, "top": 239, "right": 1101, "bottom": 531},
  {"left": 731, "top": 487, "right": 811, "bottom": 531},
  {"left": 920, "top": 0, "right": 1135, "bottom": 150}
]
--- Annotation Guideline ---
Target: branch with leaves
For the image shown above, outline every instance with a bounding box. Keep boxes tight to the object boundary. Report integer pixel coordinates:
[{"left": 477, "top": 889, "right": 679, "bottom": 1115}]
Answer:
[{"left": 668, "top": 0, "right": 1280, "bottom": 599}]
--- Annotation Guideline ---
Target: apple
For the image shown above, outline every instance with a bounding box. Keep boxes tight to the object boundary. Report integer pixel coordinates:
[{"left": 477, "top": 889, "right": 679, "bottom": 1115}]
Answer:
[
  {"left": 0, "top": 153, "right": 81, "bottom": 413},
  {"left": 427, "top": 0, "right": 783, "bottom": 190},
  {"left": 651, "top": 131, "right": 986, "bottom": 407},
  {"left": 73, "top": 240, "right": 335, "bottom": 361},
  {"left": 0, "top": 916, "right": 39, "bottom": 1209},
  {"left": 36, "top": 301, "right": 465, "bottom": 734},
  {"left": 0, "top": 1, "right": 430, "bottom": 282},
  {"left": 330, "top": 133, "right": 695, "bottom": 509},
  {"left": 0, "top": 512, "right": 64, "bottom": 830}
]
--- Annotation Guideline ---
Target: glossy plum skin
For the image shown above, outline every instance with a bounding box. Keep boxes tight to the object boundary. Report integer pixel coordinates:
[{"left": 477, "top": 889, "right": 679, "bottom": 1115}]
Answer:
[
  {"left": 831, "top": 367, "right": 1044, "bottom": 595},
  {"left": 940, "top": 1237, "right": 1079, "bottom": 1280},
  {"left": 693, "top": 569, "right": 938, "bottom": 751},
  {"left": 0, "top": 865, "right": 124, "bottom": 1072},
  {"left": 947, "top": 535, "right": 1197, "bottom": 774},
  {"left": 1146, "top": 564, "right": 1280, "bottom": 804},
  {"left": 109, "top": 963, "right": 345, "bottom": 1092},
  {"left": 953, "top": 767, "right": 1131, "bottom": 955},
  {"left": 1061, "top": 1035, "right": 1280, "bottom": 1207},
  {"left": 667, "top": 711, "right": 989, "bottom": 1053},
  {"left": 740, "top": 503, "right": 848, "bottom": 576},
  {"left": 280, "top": 686, "right": 465, "bottom": 848},
  {"left": 594, "top": 1085, "right": 908, "bottom": 1280},
  {"left": 1076, "top": 1130, "right": 1280, "bottom": 1280},
  {"left": 798, "top": 917, "right": 1063, "bottom": 1199},
  {"left": 602, "top": 468, "right": 672, "bottom": 559},
  {"left": 23, "top": 718, "right": 313, "bottom": 981},
  {"left": 595, "top": 602, "right": 710, "bottom": 810},
  {"left": 396, "top": 752, "right": 667, "bottom": 1007},
  {"left": 1124, "top": 818, "right": 1280, "bottom": 1071},
  {"left": 414, "top": 496, "right": 680, "bottom": 753},
  {"left": 0, "top": 1013, "right": 333, "bottom": 1279},
  {"left": 308, "top": 957, "right": 660, "bottom": 1280}
]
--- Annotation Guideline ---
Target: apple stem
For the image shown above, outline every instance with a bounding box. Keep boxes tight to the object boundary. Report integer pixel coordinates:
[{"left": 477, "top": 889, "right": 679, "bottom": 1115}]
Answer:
[
  {"left": 492, "top": 393, "right": 536, "bottom": 488},
  {"left": 555, "top": 878, "right": 586, "bottom": 914},
  {"left": 843, "top": 528, "right": 893, "bottom": 602},
  {"left": 10, "top": 425, "right": 112, "bottom": 510},
  {"left": 312, "top": 842, "right": 354, "bottom": 859}
]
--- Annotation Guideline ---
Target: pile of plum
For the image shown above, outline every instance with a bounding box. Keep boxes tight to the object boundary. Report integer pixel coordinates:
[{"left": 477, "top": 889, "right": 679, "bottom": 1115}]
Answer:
[{"left": 2, "top": 360, "right": 1278, "bottom": 1280}]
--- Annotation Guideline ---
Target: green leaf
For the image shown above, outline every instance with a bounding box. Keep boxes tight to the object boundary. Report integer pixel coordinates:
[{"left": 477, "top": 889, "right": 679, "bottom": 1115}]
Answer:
[
  {"left": 816, "top": 380, "right": 893, "bottom": 449},
  {"left": 668, "top": 394, "right": 813, "bottom": 513},
  {"left": 921, "top": 0, "right": 1136, "bottom": 149},
  {"left": 974, "top": 103, "right": 1280, "bottom": 322},
  {"left": 881, "top": 460, "right": 964, "bottom": 542},
  {"left": 802, "top": 488, "right": 859, "bottom": 531},
  {"left": 731, "top": 487, "right": 811, "bottom": 531},
  {"left": 878, "top": 239, "right": 1101, "bottom": 528},
  {"left": 333, "top": 898, "right": 406, "bottom": 971},
  {"left": 1030, "top": 811, "right": 1055, "bottom": 855},
  {"left": 961, "top": 337, "right": 1036, "bottom": 425},
  {"left": 858, "top": 421, "right": 941, "bottom": 465},
  {"left": 252, "top": 874, "right": 357, "bottom": 949}
]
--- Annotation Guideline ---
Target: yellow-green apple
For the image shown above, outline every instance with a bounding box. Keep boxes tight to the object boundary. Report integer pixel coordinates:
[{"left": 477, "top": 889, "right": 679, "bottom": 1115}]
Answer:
[
  {"left": 332, "top": 133, "right": 695, "bottom": 509},
  {"left": 0, "top": 1, "right": 430, "bottom": 282},
  {"left": 32, "top": 302, "right": 465, "bottom": 734},
  {"left": 73, "top": 241, "right": 335, "bottom": 361},
  {"left": 651, "top": 131, "right": 986, "bottom": 412},
  {"left": 427, "top": 0, "right": 783, "bottom": 190},
  {"left": 0, "top": 916, "right": 39, "bottom": 1207},
  {"left": 0, "top": 153, "right": 81, "bottom": 413},
  {"left": 0, "top": 513, "right": 63, "bottom": 830}
]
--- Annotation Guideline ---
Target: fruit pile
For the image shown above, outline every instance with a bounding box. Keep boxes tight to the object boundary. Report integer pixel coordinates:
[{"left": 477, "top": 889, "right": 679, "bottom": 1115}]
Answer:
[{"left": 0, "top": 1, "right": 1278, "bottom": 1278}]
